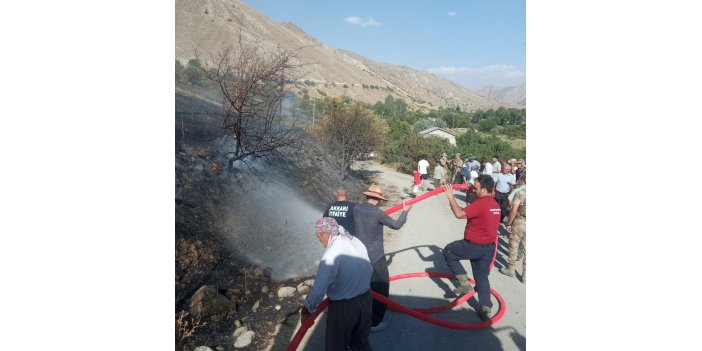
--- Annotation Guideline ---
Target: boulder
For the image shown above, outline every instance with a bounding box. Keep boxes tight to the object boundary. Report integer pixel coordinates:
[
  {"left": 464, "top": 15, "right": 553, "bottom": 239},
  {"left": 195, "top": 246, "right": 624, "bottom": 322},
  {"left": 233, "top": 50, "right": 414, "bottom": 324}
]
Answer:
[
  {"left": 189, "top": 285, "right": 232, "bottom": 322},
  {"left": 296, "top": 283, "right": 310, "bottom": 295},
  {"left": 277, "top": 286, "right": 296, "bottom": 298},
  {"left": 233, "top": 326, "right": 248, "bottom": 338},
  {"left": 234, "top": 331, "right": 255, "bottom": 348}
]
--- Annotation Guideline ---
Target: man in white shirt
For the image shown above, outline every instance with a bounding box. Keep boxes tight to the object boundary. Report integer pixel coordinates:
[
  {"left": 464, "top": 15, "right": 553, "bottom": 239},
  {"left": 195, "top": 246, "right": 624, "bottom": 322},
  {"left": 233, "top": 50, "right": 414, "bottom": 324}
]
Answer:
[
  {"left": 417, "top": 157, "right": 430, "bottom": 191},
  {"left": 483, "top": 159, "right": 493, "bottom": 176},
  {"left": 494, "top": 163, "right": 516, "bottom": 223},
  {"left": 492, "top": 156, "right": 502, "bottom": 180},
  {"left": 301, "top": 217, "right": 373, "bottom": 351}
]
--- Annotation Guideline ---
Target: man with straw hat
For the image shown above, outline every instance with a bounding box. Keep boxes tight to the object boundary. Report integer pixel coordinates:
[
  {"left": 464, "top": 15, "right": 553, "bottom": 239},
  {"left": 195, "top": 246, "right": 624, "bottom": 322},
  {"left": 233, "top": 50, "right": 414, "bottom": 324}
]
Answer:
[{"left": 353, "top": 184, "right": 413, "bottom": 332}]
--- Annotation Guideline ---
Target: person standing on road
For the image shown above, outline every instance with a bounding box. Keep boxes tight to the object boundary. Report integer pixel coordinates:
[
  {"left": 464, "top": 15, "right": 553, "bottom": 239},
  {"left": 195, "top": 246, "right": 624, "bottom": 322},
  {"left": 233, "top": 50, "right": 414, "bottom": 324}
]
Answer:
[
  {"left": 441, "top": 176, "right": 501, "bottom": 321},
  {"left": 433, "top": 160, "right": 447, "bottom": 190},
  {"left": 451, "top": 153, "right": 463, "bottom": 184},
  {"left": 417, "top": 157, "right": 430, "bottom": 191},
  {"left": 353, "top": 185, "right": 413, "bottom": 332},
  {"left": 500, "top": 173, "right": 527, "bottom": 283},
  {"left": 491, "top": 156, "right": 502, "bottom": 180},
  {"left": 483, "top": 158, "right": 493, "bottom": 176},
  {"left": 515, "top": 159, "right": 525, "bottom": 181},
  {"left": 301, "top": 217, "right": 373, "bottom": 351},
  {"left": 493, "top": 163, "right": 516, "bottom": 223},
  {"left": 324, "top": 185, "right": 356, "bottom": 235}
]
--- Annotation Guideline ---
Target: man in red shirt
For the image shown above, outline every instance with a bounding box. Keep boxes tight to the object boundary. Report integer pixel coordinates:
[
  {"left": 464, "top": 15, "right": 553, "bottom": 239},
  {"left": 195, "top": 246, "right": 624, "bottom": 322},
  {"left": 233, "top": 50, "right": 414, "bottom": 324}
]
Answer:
[{"left": 442, "top": 174, "right": 501, "bottom": 321}]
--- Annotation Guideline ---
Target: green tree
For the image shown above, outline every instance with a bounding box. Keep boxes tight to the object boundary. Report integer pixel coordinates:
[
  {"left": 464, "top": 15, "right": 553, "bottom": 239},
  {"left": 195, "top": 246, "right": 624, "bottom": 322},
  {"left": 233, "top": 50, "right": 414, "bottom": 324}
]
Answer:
[
  {"left": 478, "top": 119, "right": 497, "bottom": 132},
  {"left": 455, "top": 133, "right": 525, "bottom": 161},
  {"left": 414, "top": 118, "right": 447, "bottom": 131},
  {"left": 313, "top": 98, "right": 389, "bottom": 179},
  {"left": 186, "top": 58, "right": 206, "bottom": 85}
]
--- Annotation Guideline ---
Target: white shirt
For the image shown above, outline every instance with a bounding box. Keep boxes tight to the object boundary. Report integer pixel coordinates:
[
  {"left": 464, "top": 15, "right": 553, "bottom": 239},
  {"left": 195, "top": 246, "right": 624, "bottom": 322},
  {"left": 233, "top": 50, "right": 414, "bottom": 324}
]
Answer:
[
  {"left": 418, "top": 159, "right": 430, "bottom": 175},
  {"left": 493, "top": 161, "right": 501, "bottom": 173},
  {"left": 303, "top": 234, "right": 372, "bottom": 313},
  {"left": 469, "top": 170, "right": 479, "bottom": 185},
  {"left": 483, "top": 162, "right": 493, "bottom": 175}
]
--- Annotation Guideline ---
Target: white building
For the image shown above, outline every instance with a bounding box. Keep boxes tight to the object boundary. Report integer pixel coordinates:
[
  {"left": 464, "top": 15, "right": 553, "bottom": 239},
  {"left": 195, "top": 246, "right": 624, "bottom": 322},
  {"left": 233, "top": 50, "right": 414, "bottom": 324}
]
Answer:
[{"left": 418, "top": 127, "right": 457, "bottom": 146}]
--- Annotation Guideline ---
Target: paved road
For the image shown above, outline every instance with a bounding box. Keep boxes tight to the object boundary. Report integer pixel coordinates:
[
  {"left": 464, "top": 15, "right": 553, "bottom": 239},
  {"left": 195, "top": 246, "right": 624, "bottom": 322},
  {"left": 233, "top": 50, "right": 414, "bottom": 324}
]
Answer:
[{"left": 296, "top": 161, "right": 526, "bottom": 351}]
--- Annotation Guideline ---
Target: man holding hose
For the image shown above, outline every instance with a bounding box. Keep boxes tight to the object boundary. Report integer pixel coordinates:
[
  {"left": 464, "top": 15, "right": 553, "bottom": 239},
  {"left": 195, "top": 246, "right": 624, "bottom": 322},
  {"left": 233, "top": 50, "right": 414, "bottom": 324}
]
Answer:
[{"left": 442, "top": 175, "right": 501, "bottom": 321}]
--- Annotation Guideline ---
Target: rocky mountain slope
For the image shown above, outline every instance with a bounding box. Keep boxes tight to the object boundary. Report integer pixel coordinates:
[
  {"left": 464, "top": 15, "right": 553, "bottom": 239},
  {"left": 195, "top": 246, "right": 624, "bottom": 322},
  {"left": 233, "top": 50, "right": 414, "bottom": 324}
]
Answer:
[
  {"left": 176, "top": 0, "right": 516, "bottom": 112},
  {"left": 479, "top": 82, "right": 526, "bottom": 107}
]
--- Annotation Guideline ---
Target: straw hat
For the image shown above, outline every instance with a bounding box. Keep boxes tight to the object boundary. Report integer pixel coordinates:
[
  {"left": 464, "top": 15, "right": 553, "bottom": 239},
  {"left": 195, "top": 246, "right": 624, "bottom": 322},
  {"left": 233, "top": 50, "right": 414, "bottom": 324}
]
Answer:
[{"left": 362, "top": 184, "right": 388, "bottom": 201}]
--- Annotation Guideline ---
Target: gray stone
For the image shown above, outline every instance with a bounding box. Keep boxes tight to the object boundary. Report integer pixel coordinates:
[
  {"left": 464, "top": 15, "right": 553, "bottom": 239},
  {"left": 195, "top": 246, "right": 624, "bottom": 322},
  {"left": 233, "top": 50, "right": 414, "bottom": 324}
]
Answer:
[
  {"left": 296, "top": 283, "right": 310, "bottom": 295},
  {"left": 252, "top": 300, "right": 260, "bottom": 313},
  {"left": 261, "top": 285, "right": 269, "bottom": 294},
  {"left": 189, "top": 285, "right": 231, "bottom": 322},
  {"left": 304, "top": 279, "right": 315, "bottom": 286},
  {"left": 233, "top": 326, "right": 248, "bottom": 338},
  {"left": 277, "top": 286, "right": 296, "bottom": 298},
  {"left": 194, "top": 347, "right": 213, "bottom": 351},
  {"left": 234, "top": 330, "right": 255, "bottom": 348}
]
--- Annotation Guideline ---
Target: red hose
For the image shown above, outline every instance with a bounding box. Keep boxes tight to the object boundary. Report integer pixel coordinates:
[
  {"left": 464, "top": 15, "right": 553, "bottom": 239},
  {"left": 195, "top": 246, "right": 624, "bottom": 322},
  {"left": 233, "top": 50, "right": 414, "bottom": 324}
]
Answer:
[
  {"left": 287, "top": 183, "right": 506, "bottom": 350},
  {"left": 383, "top": 183, "right": 472, "bottom": 215}
]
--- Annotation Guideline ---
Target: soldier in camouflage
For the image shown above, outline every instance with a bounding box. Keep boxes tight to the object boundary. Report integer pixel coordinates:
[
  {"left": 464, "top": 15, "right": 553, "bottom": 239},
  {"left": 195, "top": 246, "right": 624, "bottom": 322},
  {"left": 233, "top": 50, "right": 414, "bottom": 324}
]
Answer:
[{"left": 500, "top": 173, "right": 527, "bottom": 283}]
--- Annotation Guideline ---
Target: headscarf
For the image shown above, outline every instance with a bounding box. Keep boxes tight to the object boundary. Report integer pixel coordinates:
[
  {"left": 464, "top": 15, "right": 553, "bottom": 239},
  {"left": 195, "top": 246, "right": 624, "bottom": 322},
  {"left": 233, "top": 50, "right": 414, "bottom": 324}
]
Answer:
[{"left": 315, "top": 217, "right": 353, "bottom": 241}]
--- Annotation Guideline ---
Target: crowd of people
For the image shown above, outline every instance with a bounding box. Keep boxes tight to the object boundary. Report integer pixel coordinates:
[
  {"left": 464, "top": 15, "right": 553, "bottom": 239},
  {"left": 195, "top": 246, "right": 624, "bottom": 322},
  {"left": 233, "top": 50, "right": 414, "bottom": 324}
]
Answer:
[
  {"left": 415, "top": 153, "right": 526, "bottom": 196},
  {"left": 304, "top": 154, "right": 526, "bottom": 350}
]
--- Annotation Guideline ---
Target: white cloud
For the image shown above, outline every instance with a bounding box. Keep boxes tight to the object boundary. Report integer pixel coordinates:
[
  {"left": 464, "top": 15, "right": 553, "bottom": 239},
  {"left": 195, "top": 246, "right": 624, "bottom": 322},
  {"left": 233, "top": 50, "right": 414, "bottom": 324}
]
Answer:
[
  {"left": 448, "top": 11, "right": 457, "bottom": 16},
  {"left": 345, "top": 16, "right": 380, "bottom": 27},
  {"left": 427, "top": 64, "right": 525, "bottom": 89}
]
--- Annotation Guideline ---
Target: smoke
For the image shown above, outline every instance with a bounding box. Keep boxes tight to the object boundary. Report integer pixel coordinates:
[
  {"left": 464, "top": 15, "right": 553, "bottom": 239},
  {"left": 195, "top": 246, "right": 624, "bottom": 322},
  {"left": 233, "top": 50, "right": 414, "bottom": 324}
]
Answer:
[
  {"left": 218, "top": 157, "right": 326, "bottom": 281},
  {"left": 177, "top": 88, "right": 336, "bottom": 282}
]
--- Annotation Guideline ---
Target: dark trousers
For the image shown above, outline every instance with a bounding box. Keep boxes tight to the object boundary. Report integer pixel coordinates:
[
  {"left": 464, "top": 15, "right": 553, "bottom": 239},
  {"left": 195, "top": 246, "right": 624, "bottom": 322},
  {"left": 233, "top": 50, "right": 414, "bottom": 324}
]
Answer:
[
  {"left": 495, "top": 191, "right": 509, "bottom": 222},
  {"left": 443, "top": 239, "right": 495, "bottom": 308},
  {"left": 370, "top": 256, "right": 390, "bottom": 326},
  {"left": 326, "top": 289, "right": 373, "bottom": 351}
]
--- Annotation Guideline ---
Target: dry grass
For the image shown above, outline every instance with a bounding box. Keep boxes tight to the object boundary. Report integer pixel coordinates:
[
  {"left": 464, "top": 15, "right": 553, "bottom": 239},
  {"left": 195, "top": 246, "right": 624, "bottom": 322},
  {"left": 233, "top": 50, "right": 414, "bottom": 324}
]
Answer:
[{"left": 176, "top": 310, "right": 207, "bottom": 349}]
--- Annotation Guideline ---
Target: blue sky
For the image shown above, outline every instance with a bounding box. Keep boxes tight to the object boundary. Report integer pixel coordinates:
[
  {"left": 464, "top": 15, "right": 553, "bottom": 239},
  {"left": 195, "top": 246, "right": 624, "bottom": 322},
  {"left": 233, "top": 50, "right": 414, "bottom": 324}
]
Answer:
[{"left": 244, "top": 0, "right": 525, "bottom": 90}]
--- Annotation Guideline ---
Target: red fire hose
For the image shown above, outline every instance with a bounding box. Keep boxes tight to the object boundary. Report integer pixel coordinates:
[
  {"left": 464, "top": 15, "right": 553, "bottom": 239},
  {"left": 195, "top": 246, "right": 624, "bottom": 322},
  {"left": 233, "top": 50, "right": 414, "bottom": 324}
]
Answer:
[{"left": 287, "top": 184, "right": 506, "bottom": 350}]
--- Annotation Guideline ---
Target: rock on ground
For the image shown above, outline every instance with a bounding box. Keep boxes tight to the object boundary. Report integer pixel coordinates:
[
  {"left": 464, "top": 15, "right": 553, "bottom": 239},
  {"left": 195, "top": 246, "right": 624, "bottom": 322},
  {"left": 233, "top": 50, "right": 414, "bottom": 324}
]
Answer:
[
  {"left": 233, "top": 326, "right": 248, "bottom": 338},
  {"left": 277, "top": 286, "right": 296, "bottom": 298},
  {"left": 296, "top": 283, "right": 310, "bottom": 295},
  {"left": 233, "top": 330, "right": 255, "bottom": 348},
  {"left": 189, "top": 285, "right": 232, "bottom": 322}
]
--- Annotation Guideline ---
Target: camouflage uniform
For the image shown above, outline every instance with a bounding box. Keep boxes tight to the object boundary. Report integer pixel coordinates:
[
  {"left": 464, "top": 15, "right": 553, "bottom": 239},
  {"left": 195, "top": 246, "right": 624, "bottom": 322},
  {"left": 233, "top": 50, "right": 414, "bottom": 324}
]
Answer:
[{"left": 507, "top": 188, "right": 526, "bottom": 275}]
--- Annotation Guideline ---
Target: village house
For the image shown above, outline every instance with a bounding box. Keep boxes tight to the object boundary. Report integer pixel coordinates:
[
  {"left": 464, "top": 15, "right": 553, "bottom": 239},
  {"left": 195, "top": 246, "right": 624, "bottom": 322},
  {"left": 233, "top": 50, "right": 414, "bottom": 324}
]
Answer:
[{"left": 418, "top": 127, "right": 457, "bottom": 146}]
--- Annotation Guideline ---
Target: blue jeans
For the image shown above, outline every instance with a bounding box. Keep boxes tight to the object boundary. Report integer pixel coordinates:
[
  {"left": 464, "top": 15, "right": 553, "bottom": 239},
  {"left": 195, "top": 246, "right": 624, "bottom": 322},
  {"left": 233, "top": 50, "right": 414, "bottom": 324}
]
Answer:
[{"left": 443, "top": 239, "right": 495, "bottom": 308}]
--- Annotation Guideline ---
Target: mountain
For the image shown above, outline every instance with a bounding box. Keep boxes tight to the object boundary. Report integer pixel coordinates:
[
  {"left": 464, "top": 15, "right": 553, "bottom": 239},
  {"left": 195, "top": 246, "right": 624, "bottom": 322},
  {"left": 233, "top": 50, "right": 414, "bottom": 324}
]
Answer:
[
  {"left": 478, "top": 82, "right": 526, "bottom": 107},
  {"left": 175, "top": 0, "right": 517, "bottom": 111}
]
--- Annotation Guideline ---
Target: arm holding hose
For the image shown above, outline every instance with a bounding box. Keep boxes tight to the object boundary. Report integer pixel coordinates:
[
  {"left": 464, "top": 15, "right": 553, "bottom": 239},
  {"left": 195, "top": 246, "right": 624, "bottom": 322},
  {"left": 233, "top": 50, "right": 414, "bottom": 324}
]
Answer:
[{"left": 443, "top": 185, "right": 467, "bottom": 219}]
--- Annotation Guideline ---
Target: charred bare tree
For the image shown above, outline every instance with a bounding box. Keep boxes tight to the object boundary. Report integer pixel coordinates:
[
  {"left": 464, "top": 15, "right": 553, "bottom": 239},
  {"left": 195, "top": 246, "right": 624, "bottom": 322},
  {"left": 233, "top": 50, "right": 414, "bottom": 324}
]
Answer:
[
  {"left": 199, "top": 40, "right": 304, "bottom": 169},
  {"left": 312, "top": 98, "right": 388, "bottom": 180}
]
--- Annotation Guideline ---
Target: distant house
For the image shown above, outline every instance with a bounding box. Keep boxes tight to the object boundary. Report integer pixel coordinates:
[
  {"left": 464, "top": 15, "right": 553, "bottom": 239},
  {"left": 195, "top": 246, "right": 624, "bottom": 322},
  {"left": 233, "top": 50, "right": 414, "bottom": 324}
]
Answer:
[{"left": 418, "top": 127, "right": 457, "bottom": 146}]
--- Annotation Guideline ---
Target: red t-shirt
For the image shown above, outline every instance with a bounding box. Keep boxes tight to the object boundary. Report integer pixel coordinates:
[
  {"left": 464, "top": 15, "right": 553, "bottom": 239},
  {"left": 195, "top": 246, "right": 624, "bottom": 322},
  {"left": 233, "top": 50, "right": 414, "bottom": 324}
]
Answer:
[{"left": 463, "top": 196, "right": 501, "bottom": 244}]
